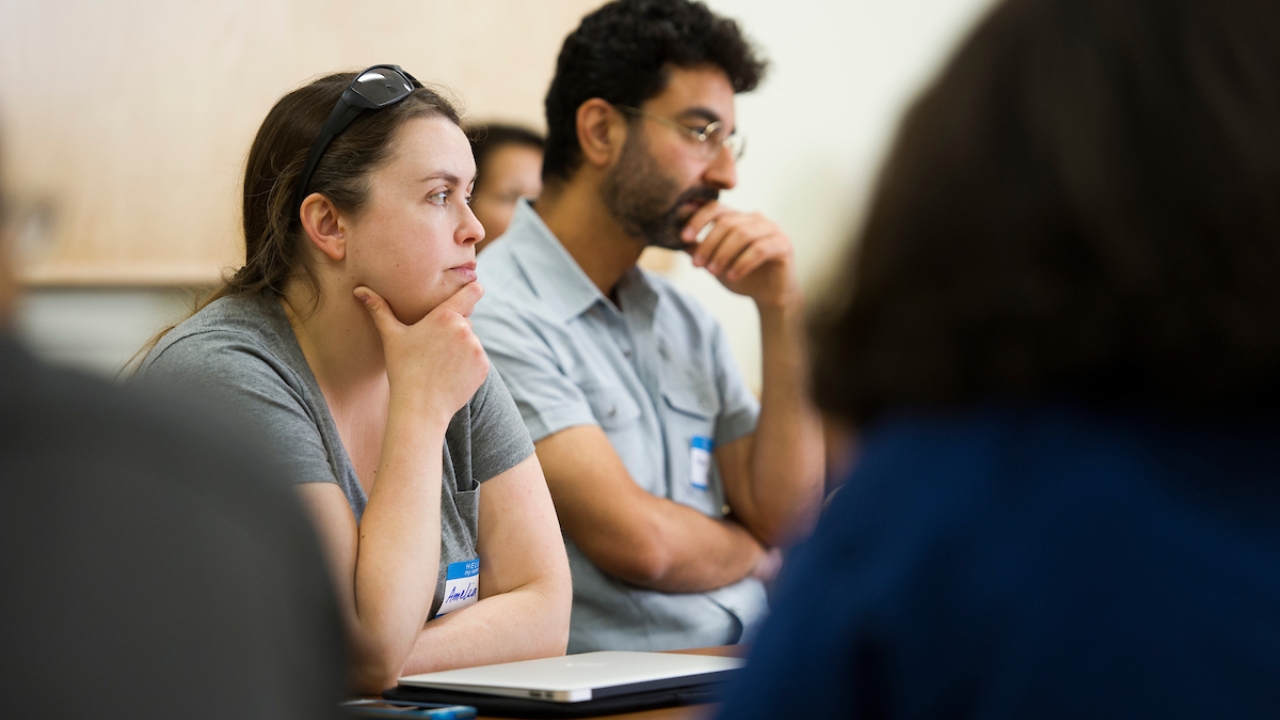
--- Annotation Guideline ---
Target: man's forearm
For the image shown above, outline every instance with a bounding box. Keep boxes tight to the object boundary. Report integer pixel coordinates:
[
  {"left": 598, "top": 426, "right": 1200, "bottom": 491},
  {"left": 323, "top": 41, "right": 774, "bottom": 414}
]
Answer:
[
  {"left": 743, "top": 299, "right": 825, "bottom": 545},
  {"left": 537, "top": 425, "right": 770, "bottom": 594},
  {"left": 628, "top": 501, "right": 767, "bottom": 593}
]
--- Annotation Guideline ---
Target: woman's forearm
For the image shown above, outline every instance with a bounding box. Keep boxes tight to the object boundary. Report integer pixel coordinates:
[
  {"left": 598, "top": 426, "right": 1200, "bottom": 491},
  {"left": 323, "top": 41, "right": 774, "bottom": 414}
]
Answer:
[
  {"left": 347, "top": 407, "right": 451, "bottom": 690},
  {"left": 400, "top": 576, "right": 571, "bottom": 675}
]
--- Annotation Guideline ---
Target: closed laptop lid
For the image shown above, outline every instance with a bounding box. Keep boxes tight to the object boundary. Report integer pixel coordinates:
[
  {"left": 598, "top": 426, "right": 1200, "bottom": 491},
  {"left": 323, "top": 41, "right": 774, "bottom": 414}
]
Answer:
[{"left": 396, "top": 651, "right": 745, "bottom": 703}]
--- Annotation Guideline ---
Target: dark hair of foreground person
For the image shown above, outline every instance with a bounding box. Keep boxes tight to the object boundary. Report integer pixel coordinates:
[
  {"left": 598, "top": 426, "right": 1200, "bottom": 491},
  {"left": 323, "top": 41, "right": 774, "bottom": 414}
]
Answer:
[{"left": 812, "top": 0, "right": 1280, "bottom": 425}]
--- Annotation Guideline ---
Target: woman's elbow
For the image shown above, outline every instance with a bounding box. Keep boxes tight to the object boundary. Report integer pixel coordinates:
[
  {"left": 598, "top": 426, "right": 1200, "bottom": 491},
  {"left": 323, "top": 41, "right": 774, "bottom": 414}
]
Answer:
[
  {"left": 345, "top": 638, "right": 411, "bottom": 694},
  {"left": 536, "top": 608, "right": 571, "bottom": 658},
  {"left": 507, "top": 550, "right": 571, "bottom": 658},
  {"left": 348, "top": 658, "right": 404, "bottom": 695},
  {"left": 543, "top": 557, "right": 573, "bottom": 655}
]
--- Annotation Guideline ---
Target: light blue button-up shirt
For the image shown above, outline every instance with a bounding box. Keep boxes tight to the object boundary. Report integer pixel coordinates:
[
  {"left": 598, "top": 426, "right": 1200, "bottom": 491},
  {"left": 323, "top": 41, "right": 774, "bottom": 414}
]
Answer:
[{"left": 473, "top": 200, "right": 766, "bottom": 653}]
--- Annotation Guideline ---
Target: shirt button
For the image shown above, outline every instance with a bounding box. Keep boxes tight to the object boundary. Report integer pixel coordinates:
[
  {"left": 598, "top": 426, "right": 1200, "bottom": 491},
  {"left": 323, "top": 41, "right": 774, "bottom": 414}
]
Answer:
[
  {"left": 608, "top": 406, "right": 618, "bottom": 418},
  {"left": 623, "top": 349, "right": 633, "bottom": 358}
]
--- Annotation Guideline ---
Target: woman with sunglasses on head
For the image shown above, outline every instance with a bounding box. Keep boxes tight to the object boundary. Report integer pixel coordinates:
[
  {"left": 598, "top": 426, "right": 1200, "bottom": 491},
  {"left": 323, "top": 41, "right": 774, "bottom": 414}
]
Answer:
[{"left": 137, "top": 67, "right": 572, "bottom": 692}]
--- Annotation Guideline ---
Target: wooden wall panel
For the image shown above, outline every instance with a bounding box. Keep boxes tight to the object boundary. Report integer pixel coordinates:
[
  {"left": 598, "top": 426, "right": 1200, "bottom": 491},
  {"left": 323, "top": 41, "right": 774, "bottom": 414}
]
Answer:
[{"left": 0, "top": 0, "right": 601, "bottom": 285}]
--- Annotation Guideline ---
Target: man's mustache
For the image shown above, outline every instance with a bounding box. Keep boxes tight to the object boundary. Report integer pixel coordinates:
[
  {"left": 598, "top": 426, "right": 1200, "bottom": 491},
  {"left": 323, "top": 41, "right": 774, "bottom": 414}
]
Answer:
[{"left": 673, "top": 186, "right": 720, "bottom": 211}]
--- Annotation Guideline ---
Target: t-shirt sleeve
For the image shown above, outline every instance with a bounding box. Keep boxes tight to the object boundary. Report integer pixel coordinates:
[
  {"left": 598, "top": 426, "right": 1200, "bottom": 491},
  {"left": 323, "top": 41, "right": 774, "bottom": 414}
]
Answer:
[
  {"left": 138, "top": 330, "right": 340, "bottom": 486},
  {"left": 711, "top": 319, "right": 760, "bottom": 446},
  {"left": 467, "top": 364, "right": 536, "bottom": 483},
  {"left": 472, "top": 303, "right": 598, "bottom": 443}
]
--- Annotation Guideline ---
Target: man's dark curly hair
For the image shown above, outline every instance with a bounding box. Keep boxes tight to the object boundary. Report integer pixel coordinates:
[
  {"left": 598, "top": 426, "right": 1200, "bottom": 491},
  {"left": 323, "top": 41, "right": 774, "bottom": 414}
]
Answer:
[{"left": 542, "top": 0, "right": 767, "bottom": 183}]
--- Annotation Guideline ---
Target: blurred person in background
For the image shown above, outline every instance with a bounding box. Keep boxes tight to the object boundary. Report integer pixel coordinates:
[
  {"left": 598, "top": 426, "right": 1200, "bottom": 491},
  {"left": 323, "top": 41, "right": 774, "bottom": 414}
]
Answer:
[
  {"left": 0, "top": 123, "right": 346, "bottom": 718},
  {"left": 467, "top": 123, "right": 544, "bottom": 250},
  {"left": 473, "top": 0, "right": 825, "bottom": 653},
  {"left": 137, "top": 68, "right": 570, "bottom": 692},
  {"left": 717, "top": 0, "right": 1280, "bottom": 717}
]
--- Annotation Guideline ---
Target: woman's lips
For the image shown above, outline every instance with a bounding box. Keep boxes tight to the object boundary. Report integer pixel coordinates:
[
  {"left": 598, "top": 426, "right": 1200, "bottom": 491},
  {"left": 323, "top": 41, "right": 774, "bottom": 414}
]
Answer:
[{"left": 451, "top": 262, "right": 477, "bottom": 282}]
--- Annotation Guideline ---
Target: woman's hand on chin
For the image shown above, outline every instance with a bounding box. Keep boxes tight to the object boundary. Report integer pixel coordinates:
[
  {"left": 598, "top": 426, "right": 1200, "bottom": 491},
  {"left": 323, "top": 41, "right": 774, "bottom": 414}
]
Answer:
[{"left": 354, "top": 282, "right": 489, "bottom": 423}]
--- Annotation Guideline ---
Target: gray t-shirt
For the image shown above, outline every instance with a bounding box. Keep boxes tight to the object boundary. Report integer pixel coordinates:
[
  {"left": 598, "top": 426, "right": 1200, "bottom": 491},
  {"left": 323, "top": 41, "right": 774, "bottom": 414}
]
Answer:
[{"left": 138, "top": 292, "right": 535, "bottom": 618}]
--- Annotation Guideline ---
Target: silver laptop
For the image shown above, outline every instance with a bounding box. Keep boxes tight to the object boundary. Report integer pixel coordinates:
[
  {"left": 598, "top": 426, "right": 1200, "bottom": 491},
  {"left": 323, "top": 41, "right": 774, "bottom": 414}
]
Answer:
[{"left": 396, "top": 651, "right": 745, "bottom": 703}]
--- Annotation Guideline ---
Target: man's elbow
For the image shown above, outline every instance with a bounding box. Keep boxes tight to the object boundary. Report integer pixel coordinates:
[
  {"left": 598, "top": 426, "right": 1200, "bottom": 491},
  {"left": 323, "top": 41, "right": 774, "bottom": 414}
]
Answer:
[
  {"left": 598, "top": 534, "right": 673, "bottom": 588},
  {"left": 745, "top": 498, "right": 821, "bottom": 549}
]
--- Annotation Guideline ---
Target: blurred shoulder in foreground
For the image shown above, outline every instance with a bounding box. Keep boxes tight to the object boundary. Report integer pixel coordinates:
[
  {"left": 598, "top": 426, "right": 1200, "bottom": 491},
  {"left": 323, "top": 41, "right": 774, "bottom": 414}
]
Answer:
[{"left": 0, "top": 335, "right": 346, "bottom": 720}]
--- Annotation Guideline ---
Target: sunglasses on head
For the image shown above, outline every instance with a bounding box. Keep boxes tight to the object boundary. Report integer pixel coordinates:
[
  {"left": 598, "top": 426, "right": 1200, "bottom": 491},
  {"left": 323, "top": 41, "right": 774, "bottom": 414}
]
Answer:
[{"left": 294, "top": 64, "right": 422, "bottom": 215}]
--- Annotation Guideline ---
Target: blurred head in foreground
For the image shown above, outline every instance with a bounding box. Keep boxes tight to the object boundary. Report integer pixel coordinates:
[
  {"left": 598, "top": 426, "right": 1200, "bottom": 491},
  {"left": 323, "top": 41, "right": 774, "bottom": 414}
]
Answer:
[
  {"left": 813, "top": 0, "right": 1280, "bottom": 425},
  {"left": 467, "top": 123, "right": 543, "bottom": 248},
  {"left": 718, "top": 0, "right": 1280, "bottom": 718},
  {"left": 0, "top": 121, "right": 345, "bottom": 719}
]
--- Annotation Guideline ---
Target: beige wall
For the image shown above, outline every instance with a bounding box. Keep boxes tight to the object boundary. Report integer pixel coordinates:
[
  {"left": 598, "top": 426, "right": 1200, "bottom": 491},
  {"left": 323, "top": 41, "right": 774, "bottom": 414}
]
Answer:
[
  {"left": 0, "top": 0, "right": 599, "bottom": 285},
  {"left": 4, "top": 0, "right": 1003, "bottom": 380},
  {"left": 680, "top": 0, "right": 1000, "bottom": 387}
]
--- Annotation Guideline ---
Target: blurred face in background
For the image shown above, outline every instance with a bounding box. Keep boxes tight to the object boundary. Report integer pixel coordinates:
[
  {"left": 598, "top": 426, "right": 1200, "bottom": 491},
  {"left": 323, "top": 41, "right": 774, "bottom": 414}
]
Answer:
[{"left": 470, "top": 142, "right": 543, "bottom": 251}]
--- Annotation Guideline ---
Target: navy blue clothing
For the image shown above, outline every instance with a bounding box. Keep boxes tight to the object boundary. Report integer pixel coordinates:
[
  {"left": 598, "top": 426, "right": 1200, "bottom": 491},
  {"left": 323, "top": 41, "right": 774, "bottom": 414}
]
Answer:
[{"left": 717, "top": 402, "right": 1280, "bottom": 719}]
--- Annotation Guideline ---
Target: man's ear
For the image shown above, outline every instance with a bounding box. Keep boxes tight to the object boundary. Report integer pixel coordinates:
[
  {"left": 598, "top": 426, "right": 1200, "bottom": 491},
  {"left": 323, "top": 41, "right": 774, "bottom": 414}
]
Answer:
[
  {"left": 298, "top": 193, "right": 346, "bottom": 261},
  {"left": 576, "top": 99, "right": 627, "bottom": 169}
]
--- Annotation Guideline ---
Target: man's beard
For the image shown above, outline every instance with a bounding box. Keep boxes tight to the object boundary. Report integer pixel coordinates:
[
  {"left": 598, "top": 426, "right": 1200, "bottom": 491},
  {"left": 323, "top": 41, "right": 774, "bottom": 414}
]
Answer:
[{"left": 599, "top": 132, "right": 719, "bottom": 250}]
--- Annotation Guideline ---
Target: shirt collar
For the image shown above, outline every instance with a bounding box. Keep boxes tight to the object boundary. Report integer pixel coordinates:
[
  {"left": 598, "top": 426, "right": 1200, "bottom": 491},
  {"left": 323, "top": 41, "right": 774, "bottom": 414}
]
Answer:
[
  {"left": 506, "top": 199, "right": 609, "bottom": 323},
  {"left": 615, "top": 265, "right": 660, "bottom": 321}
]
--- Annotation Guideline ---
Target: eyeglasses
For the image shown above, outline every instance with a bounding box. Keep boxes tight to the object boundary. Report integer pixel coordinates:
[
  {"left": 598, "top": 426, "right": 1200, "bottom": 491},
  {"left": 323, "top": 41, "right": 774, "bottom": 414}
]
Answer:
[
  {"left": 614, "top": 104, "right": 746, "bottom": 162},
  {"left": 294, "top": 64, "right": 422, "bottom": 214}
]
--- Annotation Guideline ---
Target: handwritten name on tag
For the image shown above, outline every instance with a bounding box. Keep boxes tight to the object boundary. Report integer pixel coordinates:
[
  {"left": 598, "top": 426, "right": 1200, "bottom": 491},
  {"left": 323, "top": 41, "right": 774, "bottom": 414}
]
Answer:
[{"left": 436, "top": 558, "right": 480, "bottom": 617}]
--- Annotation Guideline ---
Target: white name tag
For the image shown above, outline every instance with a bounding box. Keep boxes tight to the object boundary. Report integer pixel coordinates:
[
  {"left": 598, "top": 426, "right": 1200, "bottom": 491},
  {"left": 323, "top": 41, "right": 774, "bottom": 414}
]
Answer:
[
  {"left": 435, "top": 558, "right": 480, "bottom": 618},
  {"left": 690, "top": 436, "right": 713, "bottom": 490}
]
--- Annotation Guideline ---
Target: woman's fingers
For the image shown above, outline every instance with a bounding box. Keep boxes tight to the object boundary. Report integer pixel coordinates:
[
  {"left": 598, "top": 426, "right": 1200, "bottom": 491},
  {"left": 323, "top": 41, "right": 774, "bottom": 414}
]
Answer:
[{"left": 433, "top": 280, "right": 485, "bottom": 320}]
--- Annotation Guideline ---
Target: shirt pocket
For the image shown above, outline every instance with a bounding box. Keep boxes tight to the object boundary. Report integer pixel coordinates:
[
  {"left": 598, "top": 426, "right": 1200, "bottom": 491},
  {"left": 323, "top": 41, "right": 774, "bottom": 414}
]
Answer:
[
  {"left": 582, "top": 382, "right": 642, "bottom": 429},
  {"left": 580, "top": 382, "right": 661, "bottom": 495},
  {"left": 661, "top": 380, "right": 726, "bottom": 517},
  {"left": 434, "top": 486, "right": 480, "bottom": 618}
]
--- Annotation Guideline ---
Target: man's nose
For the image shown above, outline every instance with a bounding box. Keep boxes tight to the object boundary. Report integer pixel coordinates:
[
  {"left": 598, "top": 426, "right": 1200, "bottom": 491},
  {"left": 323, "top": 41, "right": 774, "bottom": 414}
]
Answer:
[{"left": 703, "top": 146, "right": 737, "bottom": 190}]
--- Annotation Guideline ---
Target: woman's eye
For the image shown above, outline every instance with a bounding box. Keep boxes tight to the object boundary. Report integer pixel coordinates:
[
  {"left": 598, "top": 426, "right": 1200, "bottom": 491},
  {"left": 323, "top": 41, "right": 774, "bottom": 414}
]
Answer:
[
  {"left": 464, "top": 195, "right": 473, "bottom": 206},
  {"left": 428, "top": 191, "right": 449, "bottom": 205}
]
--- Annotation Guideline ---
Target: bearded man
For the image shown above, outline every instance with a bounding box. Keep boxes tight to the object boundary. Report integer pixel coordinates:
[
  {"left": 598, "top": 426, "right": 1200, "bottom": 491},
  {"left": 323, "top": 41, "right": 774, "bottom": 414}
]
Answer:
[{"left": 472, "top": 0, "right": 825, "bottom": 653}]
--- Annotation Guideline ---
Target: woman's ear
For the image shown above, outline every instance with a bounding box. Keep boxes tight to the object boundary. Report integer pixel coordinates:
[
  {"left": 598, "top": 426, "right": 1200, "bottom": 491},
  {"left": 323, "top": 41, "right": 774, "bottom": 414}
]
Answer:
[
  {"left": 576, "top": 98, "right": 626, "bottom": 169},
  {"left": 298, "top": 193, "right": 346, "bottom": 261}
]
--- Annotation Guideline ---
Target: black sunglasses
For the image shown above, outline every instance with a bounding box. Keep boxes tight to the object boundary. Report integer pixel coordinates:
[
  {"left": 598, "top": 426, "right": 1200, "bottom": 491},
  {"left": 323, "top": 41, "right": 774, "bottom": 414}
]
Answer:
[{"left": 294, "top": 64, "right": 422, "bottom": 215}]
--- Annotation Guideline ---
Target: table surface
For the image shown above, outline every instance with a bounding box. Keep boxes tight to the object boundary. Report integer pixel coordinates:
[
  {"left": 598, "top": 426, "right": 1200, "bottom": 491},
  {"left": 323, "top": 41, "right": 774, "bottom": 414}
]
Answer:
[{"left": 473, "top": 645, "right": 743, "bottom": 720}]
